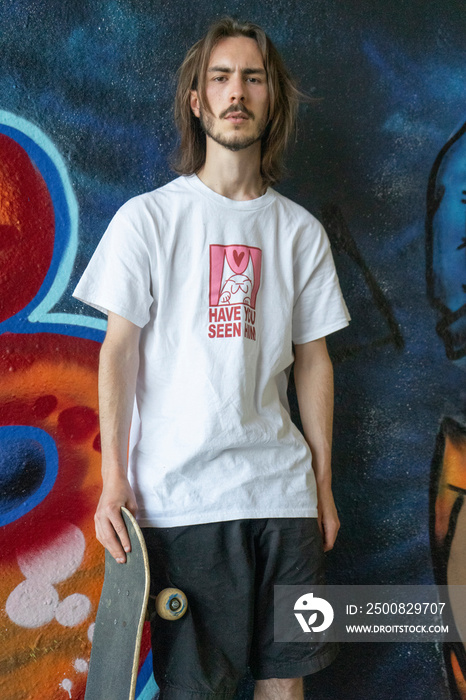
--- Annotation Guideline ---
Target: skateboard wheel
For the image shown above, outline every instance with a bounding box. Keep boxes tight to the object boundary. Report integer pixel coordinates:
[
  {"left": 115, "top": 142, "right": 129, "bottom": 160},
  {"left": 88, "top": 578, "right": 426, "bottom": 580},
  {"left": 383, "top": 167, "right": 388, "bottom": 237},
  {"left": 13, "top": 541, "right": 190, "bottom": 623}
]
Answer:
[{"left": 155, "top": 588, "right": 188, "bottom": 620}]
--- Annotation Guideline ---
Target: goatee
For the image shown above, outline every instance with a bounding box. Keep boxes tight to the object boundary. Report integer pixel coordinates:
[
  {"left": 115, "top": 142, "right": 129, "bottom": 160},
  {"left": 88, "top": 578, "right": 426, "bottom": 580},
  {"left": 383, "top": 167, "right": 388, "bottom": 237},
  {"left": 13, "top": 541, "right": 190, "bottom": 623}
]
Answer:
[{"left": 199, "top": 107, "right": 268, "bottom": 152}]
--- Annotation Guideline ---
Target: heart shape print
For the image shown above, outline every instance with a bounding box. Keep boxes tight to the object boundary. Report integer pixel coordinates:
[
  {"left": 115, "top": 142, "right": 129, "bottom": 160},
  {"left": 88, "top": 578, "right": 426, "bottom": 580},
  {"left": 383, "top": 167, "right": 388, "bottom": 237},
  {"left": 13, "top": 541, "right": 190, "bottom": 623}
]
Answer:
[{"left": 233, "top": 250, "right": 245, "bottom": 267}]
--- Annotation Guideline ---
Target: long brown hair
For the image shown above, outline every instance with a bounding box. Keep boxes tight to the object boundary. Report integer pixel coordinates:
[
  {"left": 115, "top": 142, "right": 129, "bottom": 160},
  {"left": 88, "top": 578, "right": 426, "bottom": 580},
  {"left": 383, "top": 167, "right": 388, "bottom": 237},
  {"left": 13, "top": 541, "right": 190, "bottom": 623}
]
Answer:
[{"left": 171, "top": 17, "right": 302, "bottom": 187}]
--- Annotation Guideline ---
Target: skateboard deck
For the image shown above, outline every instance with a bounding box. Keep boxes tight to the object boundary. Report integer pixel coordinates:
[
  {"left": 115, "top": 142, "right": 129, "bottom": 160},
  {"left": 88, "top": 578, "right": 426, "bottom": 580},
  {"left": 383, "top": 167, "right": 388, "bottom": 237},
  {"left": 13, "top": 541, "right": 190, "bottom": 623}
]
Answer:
[{"left": 84, "top": 507, "right": 150, "bottom": 700}]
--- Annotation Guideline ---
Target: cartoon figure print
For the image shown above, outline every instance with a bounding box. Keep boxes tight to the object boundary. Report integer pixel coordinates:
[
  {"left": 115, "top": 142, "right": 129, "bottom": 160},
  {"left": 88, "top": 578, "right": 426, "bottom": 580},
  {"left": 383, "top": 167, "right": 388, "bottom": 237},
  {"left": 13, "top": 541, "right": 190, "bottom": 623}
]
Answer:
[
  {"left": 209, "top": 245, "right": 262, "bottom": 341},
  {"left": 219, "top": 252, "right": 255, "bottom": 306},
  {"left": 210, "top": 245, "right": 262, "bottom": 309}
]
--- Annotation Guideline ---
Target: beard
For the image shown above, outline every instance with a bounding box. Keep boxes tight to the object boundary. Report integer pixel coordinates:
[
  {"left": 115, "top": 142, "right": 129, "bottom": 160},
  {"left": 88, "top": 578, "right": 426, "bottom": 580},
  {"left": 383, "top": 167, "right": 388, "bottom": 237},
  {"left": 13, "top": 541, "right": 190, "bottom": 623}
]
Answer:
[{"left": 199, "top": 105, "right": 269, "bottom": 152}]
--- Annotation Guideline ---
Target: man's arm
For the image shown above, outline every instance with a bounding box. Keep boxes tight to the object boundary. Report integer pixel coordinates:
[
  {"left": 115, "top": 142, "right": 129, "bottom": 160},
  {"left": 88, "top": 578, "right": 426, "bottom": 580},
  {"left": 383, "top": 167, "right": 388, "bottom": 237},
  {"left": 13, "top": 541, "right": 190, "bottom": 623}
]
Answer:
[
  {"left": 293, "top": 337, "right": 340, "bottom": 551},
  {"left": 94, "top": 311, "right": 141, "bottom": 563}
]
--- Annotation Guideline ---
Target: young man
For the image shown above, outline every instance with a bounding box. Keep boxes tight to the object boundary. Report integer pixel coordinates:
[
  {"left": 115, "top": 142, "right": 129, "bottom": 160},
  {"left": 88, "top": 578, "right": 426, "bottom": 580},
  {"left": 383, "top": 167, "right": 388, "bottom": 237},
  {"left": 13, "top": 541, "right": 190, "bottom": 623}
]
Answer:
[{"left": 74, "top": 17, "right": 350, "bottom": 700}]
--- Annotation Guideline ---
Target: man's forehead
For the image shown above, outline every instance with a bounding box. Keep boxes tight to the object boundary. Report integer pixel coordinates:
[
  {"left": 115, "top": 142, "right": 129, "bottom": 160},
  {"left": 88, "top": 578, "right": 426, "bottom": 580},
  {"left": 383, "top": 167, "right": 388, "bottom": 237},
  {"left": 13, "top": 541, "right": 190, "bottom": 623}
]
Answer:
[{"left": 207, "top": 36, "right": 265, "bottom": 68}]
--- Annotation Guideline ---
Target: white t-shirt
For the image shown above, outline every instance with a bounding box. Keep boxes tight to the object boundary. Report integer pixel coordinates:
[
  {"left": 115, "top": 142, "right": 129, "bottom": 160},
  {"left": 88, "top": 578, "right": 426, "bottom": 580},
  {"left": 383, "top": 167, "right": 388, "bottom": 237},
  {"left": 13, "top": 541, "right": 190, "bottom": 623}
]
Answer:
[{"left": 74, "top": 175, "right": 350, "bottom": 527}]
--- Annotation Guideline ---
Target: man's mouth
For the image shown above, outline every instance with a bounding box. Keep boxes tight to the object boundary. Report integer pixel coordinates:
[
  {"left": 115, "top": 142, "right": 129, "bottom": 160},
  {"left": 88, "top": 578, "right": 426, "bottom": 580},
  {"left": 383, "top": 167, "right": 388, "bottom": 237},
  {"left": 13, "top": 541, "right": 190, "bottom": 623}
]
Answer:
[
  {"left": 225, "top": 112, "right": 249, "bottom": 122},
  {"left": 221, "top": 105, "right": 252, "bottom": 121}
]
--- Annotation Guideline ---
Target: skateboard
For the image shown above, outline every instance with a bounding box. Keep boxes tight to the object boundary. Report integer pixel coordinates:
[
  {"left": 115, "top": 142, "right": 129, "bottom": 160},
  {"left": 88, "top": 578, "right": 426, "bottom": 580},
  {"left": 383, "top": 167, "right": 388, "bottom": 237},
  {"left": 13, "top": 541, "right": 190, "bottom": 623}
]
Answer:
[{"left": 85, "top": 507, "right": 188, "bottom": 700}]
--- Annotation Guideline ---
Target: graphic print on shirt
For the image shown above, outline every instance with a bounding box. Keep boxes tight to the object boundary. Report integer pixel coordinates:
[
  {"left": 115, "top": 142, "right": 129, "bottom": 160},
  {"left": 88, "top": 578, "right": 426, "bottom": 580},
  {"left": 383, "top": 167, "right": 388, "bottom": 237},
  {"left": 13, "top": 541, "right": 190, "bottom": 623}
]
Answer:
[{"left": 209, "top": 245, "right": 262, "bottom": 341}]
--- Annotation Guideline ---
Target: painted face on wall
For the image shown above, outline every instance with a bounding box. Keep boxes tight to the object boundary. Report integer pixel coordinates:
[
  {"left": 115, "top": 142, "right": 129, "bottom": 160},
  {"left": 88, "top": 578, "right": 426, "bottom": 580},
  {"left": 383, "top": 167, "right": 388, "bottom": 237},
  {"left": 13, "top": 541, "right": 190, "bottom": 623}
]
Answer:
[{"left": 190, "top": 36, "right": 270, "bottom": 152}]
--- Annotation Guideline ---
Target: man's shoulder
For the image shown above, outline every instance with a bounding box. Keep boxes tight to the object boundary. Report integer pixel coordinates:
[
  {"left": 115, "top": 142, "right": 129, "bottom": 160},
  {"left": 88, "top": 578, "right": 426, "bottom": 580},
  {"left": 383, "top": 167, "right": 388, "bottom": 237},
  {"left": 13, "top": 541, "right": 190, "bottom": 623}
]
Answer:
[
  {"left": 119, "top": 176, "right": 190, "bottom": 212},
  {"left": 269, "top": 187, "right": 323, "bottom": 231}
]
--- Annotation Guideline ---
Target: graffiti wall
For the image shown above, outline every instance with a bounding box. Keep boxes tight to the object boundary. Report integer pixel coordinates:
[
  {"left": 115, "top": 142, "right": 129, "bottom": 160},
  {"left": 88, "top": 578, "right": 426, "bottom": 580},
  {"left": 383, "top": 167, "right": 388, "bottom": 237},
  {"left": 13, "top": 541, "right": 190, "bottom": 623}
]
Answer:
[{"left": 0, "top": 1, "right": 465, "bottom": 699}]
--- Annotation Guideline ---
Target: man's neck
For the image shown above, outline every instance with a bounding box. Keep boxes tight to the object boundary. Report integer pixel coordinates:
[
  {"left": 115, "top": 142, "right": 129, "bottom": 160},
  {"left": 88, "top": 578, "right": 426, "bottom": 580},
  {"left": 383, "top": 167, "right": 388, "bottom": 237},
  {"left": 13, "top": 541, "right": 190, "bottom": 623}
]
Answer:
[{"left": 196, "top": 140, "right": 265, "bottom": 201}]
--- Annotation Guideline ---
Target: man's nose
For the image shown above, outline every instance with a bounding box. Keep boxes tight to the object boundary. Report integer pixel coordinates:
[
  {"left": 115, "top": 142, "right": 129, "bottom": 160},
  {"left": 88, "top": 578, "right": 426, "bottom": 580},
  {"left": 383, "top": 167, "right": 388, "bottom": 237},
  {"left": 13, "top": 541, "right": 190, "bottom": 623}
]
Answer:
[{"left": 229, "top": 74, "right": 245, "bottom": 102}]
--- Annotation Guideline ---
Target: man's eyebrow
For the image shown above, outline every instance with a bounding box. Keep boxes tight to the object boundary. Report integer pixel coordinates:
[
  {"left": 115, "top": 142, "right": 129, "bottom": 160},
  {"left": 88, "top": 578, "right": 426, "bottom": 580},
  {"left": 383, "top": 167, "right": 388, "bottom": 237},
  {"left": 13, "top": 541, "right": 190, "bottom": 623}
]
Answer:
[
  {"left": 243, "top": 67, "right": 266, "bottom": 75},
  {"left": 207, "top": 66, "right": 266, "bottom": 75}
]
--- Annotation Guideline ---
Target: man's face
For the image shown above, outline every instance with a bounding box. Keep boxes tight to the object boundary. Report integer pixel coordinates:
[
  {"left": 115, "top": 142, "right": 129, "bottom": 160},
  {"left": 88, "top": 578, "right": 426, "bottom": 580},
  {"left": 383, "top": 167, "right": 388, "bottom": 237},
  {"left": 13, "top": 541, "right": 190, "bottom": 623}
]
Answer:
[{"left": 190, "top": 36, "right": 270, "bottom": 152}]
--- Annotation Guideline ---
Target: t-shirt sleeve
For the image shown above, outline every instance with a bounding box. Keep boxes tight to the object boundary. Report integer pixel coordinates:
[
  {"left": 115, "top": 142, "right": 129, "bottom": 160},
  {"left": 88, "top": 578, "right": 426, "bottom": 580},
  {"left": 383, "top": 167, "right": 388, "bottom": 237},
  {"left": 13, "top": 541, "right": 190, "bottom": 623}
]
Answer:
[
  {"left": 292, "top": 220, "right": 350, "bottom": 344},
  {"left": 73, "top": 204, "right": 154, "bottom": 328}
]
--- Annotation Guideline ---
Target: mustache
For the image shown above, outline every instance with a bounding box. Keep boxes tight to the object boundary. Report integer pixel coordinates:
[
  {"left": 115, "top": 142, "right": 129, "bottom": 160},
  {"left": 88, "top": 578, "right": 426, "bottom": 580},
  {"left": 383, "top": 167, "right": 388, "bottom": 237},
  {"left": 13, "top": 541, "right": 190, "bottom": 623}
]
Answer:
[{"left": 219, "top": 103, "right": 254, "bottom": 119}]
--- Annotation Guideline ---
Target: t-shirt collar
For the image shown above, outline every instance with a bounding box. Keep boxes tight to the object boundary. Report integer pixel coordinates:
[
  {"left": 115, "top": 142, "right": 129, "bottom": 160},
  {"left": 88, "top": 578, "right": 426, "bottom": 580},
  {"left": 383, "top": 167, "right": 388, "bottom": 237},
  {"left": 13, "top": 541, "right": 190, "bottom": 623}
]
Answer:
[{"left": 184, "top": 174, "right": 275, "bottom": 211}]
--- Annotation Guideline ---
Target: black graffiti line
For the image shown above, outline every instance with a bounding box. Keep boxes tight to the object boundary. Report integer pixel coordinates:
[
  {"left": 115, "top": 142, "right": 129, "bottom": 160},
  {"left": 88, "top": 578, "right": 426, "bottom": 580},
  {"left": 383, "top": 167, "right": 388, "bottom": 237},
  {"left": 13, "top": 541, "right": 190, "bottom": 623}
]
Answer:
[
  {"left": 426, "top": 120, "right": 466, "bottom": 309},
  {"left": 321, "top": 202, "right": 404, "bottom": 351},
  {"left": 448, "top": 484, "right": 466, "bottom": 494}
]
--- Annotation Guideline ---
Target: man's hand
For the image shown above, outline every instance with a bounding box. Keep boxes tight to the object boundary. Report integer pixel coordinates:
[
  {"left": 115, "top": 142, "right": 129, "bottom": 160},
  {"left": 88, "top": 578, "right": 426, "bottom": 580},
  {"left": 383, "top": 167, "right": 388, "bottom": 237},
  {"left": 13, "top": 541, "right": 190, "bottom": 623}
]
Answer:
[
  {"left": 94, "top": 472, "right": 138, "bottom": 563},
  {"left": 316, "top": 483, "right": 340, "bottom": 552}
]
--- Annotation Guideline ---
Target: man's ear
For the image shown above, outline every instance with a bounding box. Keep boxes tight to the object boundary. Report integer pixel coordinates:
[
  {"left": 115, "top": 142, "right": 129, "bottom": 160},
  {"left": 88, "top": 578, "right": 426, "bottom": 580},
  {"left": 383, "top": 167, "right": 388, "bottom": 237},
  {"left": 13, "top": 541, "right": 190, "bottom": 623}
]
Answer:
[{"left": 190, "top": 90, "right": 200, "bottom": 118}]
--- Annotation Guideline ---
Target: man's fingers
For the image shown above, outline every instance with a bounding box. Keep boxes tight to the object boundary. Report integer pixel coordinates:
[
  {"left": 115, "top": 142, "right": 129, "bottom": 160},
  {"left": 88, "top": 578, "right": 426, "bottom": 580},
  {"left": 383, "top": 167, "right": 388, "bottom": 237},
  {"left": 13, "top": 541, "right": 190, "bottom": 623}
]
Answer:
[
  {"left": 95, "top": 508, "right": 131, "bottom": 563},
  {"left": 113, "top": 512, "right": 132, "bottom": 553},
  {"left": 322, "top": 519, "right": 340, "bottom": 552},
  {"left": 318, "top": 514, "right": 333, "bottom": 552}
]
